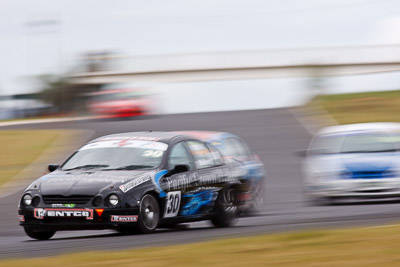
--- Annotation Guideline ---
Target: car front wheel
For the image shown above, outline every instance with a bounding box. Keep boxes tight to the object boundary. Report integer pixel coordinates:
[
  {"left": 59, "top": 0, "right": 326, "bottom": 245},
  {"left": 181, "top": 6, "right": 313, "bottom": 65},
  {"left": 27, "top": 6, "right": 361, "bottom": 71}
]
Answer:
[{"left": 137, "top": 194, "right": 160, "bottom": 234}]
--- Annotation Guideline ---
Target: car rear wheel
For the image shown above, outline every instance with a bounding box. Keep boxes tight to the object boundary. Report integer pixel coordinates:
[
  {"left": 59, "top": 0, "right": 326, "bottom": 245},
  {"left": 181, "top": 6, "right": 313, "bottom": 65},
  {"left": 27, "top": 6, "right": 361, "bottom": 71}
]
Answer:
[
  {"left": 24, "top": 227, "right": 56, "bottom": 240},
  {"left": 244, "top": 181, "right": 265, "bottom": 216},
  {"left": 137, "top": 194, "right": 160, "bottom": 234},
  {"left": 211, "top": 188, "right": 237, "bottom": 228}
]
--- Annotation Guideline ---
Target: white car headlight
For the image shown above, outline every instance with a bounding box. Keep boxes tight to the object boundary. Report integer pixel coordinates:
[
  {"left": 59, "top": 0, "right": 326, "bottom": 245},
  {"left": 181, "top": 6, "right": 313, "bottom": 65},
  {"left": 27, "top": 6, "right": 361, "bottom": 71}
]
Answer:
[
  {"left": 108, "top": 194, "right": 119, "bottom": 206},
  {"left": 23, "top": 194, "right": 32, "bottom": 206}
]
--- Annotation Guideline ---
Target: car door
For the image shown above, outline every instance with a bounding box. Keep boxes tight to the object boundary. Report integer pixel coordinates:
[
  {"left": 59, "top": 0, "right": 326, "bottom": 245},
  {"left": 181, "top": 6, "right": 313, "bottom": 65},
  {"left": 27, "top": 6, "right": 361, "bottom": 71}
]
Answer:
[
  {"left": 160, "top": 141, "right": 197, "bottom": 219},
  {"left": 179, "top": 140, "right": 228, "bottom": 216},
  {"left": 160, "top": 140, "right": 234, "bottom": 218}
]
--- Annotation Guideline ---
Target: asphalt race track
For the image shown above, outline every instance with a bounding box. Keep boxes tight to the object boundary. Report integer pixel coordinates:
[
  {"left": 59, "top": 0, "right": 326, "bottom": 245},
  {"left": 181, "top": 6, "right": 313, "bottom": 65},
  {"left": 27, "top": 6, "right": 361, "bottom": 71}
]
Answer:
[{"left": 2, "top": 108, "right": 400, "bottom": 259}]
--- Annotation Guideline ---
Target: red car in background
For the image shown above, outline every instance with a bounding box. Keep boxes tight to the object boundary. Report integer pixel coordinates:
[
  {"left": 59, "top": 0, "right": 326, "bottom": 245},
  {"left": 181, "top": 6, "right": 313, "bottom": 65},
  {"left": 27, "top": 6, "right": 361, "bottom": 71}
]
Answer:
[{"left": 88, "top": 86, "right": 154, "bottom": 118}]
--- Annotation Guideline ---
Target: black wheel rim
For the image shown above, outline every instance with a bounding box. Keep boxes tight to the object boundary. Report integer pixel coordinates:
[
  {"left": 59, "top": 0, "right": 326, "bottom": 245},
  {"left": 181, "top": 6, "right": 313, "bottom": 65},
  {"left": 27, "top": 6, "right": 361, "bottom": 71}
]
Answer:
[
  {"left": 222, "top": 189, "right": 236, "bottom": 214},
  {"left": 252, "top": 183, "right": 265, "bottom": 211}
]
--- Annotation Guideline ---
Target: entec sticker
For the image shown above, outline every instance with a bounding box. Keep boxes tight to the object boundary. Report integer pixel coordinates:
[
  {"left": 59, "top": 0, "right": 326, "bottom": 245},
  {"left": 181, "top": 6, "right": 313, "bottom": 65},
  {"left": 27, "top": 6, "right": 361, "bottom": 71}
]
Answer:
[
  {"left": 111, "top": 215, "right": 138, "bottom": 222},
  {"left": 34, "top": 208, "right": 93, "bottom": 220}
]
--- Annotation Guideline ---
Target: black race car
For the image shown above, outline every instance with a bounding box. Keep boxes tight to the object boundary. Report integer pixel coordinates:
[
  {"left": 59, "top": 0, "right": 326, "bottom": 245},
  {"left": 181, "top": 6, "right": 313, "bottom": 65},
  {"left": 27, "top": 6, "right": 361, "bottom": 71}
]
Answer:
[{"left": 18, "top": 131, "right": 246, "bottom": 240}]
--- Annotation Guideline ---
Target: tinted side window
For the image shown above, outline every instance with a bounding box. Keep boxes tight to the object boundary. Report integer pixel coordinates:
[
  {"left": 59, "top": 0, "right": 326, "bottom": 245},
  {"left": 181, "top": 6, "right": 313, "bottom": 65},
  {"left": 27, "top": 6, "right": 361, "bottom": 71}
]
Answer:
[
  {"left": 186, "top": 140, "right": 215, "bottom": 169},
  {"left": 168, "top": 142, "right": 195, "bottom": 170}
]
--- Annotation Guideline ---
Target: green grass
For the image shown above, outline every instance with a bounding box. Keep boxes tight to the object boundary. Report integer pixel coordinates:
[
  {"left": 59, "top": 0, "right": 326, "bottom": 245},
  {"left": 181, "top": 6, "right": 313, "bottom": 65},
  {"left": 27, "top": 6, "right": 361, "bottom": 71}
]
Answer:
[
  {"left": 309, "top": 90, "right": 400, "bottom": 124},
  {"left": 0, "top": 130, "right": 61, "bottom": 187},
  {"left": 3, "top": 224, "right": 400, "bottom": 266}
]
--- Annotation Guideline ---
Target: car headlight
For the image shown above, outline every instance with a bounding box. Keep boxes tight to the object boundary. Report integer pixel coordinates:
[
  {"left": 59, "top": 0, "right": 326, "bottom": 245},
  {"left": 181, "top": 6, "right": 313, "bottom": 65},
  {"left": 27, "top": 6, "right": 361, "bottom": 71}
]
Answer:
[
  {"left": 108, "top": 194, "right": 119, "bottom": 206},
  {"left": 22, "top": 194, "right": 32, "bottom": 206}
]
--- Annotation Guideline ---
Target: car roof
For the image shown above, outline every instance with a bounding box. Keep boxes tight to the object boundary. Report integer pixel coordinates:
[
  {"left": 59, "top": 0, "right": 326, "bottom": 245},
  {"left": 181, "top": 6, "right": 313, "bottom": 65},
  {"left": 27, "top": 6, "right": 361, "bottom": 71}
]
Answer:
[
  {"left": 317, "top": 122, "right": 400, "bottom": 135},
  {"left": 90, "top": 131, "right": 186, "bottom": 144},
  {"left": 175, "top": 131, "right": 235, "bottom": 140}
]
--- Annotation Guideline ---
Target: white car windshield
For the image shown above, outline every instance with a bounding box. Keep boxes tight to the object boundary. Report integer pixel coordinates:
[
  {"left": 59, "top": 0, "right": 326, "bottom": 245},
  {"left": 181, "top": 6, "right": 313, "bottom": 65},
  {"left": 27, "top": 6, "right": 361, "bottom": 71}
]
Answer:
[
  {"left": 61, "top": 140, "right": 167, "bottom": 170},
  {"left": 309, "top": 132, "right": 399, "bottom": 155}
]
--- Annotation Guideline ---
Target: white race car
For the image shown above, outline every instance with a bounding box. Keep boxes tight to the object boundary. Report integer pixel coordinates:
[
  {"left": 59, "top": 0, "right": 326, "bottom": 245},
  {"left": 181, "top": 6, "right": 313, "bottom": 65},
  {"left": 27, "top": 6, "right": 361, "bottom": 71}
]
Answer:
[{"left": 301, "top": 122, "right": 400, "bottom": 204}]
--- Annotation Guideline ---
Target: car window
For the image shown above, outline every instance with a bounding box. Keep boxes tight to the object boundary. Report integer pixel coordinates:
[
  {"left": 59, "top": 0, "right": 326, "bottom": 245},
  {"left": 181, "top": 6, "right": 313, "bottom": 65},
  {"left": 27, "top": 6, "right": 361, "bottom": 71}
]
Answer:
[
  {"left": 168, "top": 142, "right": 195, "bottom": 170},
  {"left": 308, "top": 134, "right": 344, "bottom": 155},
  {"left": 340, "top": 132, "right": 397, "bottom": 153},
  {"left": 207, "top": 144, "right": 224, "bottom": 166},
  {"left": 186, "top": 140, "right": 215, "bottom": 169},
  {"left": 223, "top": 137, "right": 250, "bottom": 158},
  {"left": 62, "top": 140, "right": 167, "bottom": 170},
  {"left": 309, "top": 132, "right": 400, "bottom": 155}
]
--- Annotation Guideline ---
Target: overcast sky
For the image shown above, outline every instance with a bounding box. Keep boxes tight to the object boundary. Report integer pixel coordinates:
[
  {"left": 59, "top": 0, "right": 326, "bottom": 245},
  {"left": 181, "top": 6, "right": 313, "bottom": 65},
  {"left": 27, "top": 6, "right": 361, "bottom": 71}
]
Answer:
[{"left": 1, "top": 0, "right": 400, "bottom": 95}]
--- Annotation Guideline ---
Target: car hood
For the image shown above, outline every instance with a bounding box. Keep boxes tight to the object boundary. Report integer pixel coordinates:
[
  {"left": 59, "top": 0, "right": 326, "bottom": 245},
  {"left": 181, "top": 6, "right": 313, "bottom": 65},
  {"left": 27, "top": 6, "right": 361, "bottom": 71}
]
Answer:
[{"left": 34, "top": 170, "right": 153, "bottom": 196}]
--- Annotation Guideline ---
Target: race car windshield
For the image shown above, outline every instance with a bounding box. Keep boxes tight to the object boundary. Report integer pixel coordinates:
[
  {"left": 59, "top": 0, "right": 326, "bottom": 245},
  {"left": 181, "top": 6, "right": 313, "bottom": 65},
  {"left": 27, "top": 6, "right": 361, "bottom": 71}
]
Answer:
[
  {"left": 340, "top": 132, "right": 398, "bottom": 153},
  {"left": 308, "top": 132, "right": 399, "bottom": 155},
  {"left": 61, "top": 140, "right": 167, "bottom": 171}
]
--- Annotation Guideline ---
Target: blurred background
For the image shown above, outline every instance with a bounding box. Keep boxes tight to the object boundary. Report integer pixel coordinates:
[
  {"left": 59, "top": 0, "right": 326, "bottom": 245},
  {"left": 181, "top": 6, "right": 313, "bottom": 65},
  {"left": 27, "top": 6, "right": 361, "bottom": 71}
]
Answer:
[
  {"left": 4, "top": 0, "right": 400, "bottom": 265},
  {"left": 1, "top": 0, "right": 400, "bottom": 119}
]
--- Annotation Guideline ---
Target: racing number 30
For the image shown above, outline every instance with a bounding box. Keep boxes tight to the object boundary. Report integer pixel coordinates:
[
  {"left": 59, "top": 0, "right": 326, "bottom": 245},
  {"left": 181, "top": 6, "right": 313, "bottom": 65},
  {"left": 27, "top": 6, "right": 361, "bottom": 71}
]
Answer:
[{"left": 164, "top": 191, "right": 181, "bottom": 218}]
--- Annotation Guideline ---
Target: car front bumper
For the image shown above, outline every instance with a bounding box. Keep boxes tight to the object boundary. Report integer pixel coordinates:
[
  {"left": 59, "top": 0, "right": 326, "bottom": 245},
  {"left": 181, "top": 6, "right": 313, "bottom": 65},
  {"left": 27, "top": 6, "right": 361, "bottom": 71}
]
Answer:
[
  {"left": 18, "top": 207, "right": 140, "bottom": 231},
  {"left": 306, "top": 178, "right": 400, "bottom": 199}
]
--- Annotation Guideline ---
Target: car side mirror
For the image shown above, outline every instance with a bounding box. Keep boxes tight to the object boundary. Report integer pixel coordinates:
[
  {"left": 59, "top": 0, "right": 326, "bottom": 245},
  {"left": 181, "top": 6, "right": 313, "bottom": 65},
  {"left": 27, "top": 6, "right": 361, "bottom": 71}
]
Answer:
[
  {"left": 48, "top": 164, "right": 60, "bottom": 172},
  {"left": 166, "top": 164, "right": 189, "bottom": 177},
  {"left": 294, "top": 150, "right": 307, "bottom": 157}
]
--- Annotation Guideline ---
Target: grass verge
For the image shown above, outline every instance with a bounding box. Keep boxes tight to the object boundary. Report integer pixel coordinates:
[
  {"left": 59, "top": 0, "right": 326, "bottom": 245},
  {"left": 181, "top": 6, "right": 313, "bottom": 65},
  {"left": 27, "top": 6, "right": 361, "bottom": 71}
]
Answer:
[
  {"left": 2, "top": 223, "right": 400, "bottom": 266},
  {"left": 0, "top": 130, "right": 62, "bottom": 187},
  {"left": 308, "top": 90, "right": 400, "bottom": 124}
]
